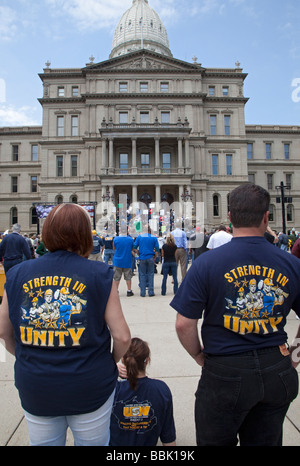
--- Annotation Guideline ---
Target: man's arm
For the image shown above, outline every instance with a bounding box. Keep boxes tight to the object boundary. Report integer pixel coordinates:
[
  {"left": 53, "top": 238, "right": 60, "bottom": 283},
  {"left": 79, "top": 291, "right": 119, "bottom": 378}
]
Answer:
[
  {"left": 0, "top": 291, "right": 15, "bottom": 356},
  {"left": 175, "top": 313, "right": 204, "bottom": 366}
]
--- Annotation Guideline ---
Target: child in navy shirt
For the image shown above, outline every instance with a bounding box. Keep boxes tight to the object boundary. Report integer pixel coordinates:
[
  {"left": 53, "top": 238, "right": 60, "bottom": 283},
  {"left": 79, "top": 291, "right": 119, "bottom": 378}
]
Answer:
[{"left": 110, "top": 338, "right": 176, "bottom": 446}]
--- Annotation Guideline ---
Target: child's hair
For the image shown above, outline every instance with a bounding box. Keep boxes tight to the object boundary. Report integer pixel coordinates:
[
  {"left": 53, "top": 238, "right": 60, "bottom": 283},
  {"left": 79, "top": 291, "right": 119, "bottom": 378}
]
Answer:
[{"left": 123, "top": 338, "right": 151, "bottom": 391}]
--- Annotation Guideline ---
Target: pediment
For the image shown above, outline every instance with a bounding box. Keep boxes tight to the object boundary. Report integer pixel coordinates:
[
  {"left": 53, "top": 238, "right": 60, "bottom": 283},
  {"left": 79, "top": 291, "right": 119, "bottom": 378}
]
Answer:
[{"left": 84, "top": 50, "right": 204, "bottom": 73}]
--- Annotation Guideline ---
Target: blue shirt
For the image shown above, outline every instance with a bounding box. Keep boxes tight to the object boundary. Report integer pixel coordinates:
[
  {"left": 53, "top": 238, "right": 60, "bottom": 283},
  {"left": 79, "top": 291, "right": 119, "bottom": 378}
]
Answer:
[
  {"left": 113, "top": 235, "right": 134, "bottom": 269},
  {"left": 5, "top": 250, "right": 117, "bottom": 416},
  {"left": 134, "top": 234, "right": 159, "bottom": 260},
  {"left": 171, "top": 228, "right": 187, "bottom": 249},
  {"left": 171, "top": 236, "right": 300, "bottom": 355},
  {"left": 110, "top": 377, "right": 176, "bottom": 446}
]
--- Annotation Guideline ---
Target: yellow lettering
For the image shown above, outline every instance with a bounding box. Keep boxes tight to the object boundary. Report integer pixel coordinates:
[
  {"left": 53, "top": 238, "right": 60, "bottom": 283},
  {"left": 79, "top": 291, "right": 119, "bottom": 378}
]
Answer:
[
  {"left": 23, "top": 283, "right": 29, "bottom": 293},
  {"left": 55, "top": 331, "right": 69, "bottom": 346},
  {"left": 20, "top": 326, "right": 32, "bottom": 344},
  {"left": 225, "top": 273, "right": 233, "bottom": 283},
  {"left": 239, "top": 320, "right": 254, "bottom": 335},
  {"left": 34, "top": 278, "right": 40, "bottom": 288},
  {"left": 33, "top": 330, "right": 47, "bottom": 346},
  {"left": 68, "top": 328, "right": 85, "bottom": 346}
]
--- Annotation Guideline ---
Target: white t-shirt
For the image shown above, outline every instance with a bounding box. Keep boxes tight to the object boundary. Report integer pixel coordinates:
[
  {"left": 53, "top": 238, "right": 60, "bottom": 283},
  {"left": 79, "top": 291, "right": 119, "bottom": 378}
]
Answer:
[{"left": 207, "top": 230, "right": 232, "bottom": 249}]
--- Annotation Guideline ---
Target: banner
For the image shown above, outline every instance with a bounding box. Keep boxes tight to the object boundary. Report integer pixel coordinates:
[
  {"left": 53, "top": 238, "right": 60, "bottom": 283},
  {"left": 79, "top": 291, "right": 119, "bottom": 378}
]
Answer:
[{"left": 35, "top": 204, "right": 95, "bottom": 219}]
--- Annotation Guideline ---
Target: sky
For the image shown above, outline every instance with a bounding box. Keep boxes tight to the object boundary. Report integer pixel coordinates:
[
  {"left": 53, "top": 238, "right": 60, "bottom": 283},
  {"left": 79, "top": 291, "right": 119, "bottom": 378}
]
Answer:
[{"left": 0, "top": 0, "right": 300, "bottom": 127}]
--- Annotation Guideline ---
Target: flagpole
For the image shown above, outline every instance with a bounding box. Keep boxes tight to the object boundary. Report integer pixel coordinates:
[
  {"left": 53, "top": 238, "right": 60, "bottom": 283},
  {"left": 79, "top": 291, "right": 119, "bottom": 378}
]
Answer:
[{"left": 141, "top": 0, "right": 144, "bottom": 50}]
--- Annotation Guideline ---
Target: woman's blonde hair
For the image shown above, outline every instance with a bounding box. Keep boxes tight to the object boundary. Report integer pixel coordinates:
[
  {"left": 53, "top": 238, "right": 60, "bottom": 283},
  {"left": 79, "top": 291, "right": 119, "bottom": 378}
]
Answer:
[{"left": 166, "top": 233, "right": 175, "bottom": 247}]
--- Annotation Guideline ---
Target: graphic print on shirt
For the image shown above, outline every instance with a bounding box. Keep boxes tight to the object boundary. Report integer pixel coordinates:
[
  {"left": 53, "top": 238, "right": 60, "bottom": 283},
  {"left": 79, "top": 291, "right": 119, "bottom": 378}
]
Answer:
[
  {"left": 224, "top": 264, "right": 289, "bottom": 335},
  {"left": 19, "top": 275, "right": 88, "bottom": 348},
  {"left": 112, "top": 396, "right": 157, "bottom": 434}
]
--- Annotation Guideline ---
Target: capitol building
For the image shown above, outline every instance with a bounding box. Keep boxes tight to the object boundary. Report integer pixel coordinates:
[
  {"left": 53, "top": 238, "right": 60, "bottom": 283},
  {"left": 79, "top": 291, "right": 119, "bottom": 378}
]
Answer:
[{"left": 0, "top": 0, "right": 299, "bottom": 234}]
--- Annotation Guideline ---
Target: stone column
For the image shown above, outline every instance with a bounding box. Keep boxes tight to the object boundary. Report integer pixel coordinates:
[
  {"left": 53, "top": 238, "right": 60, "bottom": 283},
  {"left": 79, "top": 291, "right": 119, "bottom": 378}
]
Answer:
[
  {"left": 108, "top": 138, "right": 114, "bottom": 174},
  {"left": 131, "top": 138, "right": 137, "bottom": 174},
  {"left": 178, "top": 138, "right": 184, "bottom": 174},
  {"left": 155, "top": 137, "right": 160, "bottom": 174}
]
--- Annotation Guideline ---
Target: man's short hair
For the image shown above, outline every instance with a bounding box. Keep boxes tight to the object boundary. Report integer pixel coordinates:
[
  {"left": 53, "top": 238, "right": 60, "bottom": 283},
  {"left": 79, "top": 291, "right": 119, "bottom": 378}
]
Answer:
[
  {"left": 229, "top": 183, "right": 270, "bottom": 228},
  {"left": 12, "top": 224, "right": 21, "bottom": 232}
]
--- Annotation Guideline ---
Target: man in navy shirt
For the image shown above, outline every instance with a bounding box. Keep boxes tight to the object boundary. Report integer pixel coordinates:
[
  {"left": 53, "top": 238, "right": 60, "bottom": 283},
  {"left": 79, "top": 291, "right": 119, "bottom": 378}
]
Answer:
[
  {"left": 0, "top": 224, "right": 31, "bottom": 273},
  {"left": 134, "top": 225, "right": 159, "bottom": 297},
  {"left": 171, "top": 183, "right": 300, "bottom": 446}
]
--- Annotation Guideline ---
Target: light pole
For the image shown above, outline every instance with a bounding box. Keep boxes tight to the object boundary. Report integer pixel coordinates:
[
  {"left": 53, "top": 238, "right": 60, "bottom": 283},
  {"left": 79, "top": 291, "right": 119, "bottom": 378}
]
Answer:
[{"left": 276, "top": 181, "right": 292, "bottom": 234}]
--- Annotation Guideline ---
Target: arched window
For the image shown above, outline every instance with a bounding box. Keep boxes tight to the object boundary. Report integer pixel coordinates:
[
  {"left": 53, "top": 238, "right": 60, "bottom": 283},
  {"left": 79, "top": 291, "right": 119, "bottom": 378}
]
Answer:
[{"left": 56, "top": 195, "right": 63, "bottom": 204}]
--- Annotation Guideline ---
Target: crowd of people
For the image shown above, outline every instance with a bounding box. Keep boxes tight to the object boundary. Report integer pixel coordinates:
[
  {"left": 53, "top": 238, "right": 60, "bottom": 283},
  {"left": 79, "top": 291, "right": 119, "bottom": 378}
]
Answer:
[{"left": 0, "top": 183, "right": 300, "bottom": 447}]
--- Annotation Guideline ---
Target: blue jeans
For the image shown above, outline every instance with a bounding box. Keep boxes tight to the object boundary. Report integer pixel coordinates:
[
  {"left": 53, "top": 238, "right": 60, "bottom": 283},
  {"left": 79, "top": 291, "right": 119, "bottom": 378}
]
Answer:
[
  {"left": 195, "top": 347, "right": 298, "bottom": 446},
  {"left": 104, "top": 249, "right": 114, "bottom": 265},
  {"left": 161, "top": 262, "right": 178, "bottom": 295},
  {"left": 24, "top": 390, "right": 115, "bottom": 446},
  {"left": 139, "top": 257, "right": 155, "bottom": 296}
]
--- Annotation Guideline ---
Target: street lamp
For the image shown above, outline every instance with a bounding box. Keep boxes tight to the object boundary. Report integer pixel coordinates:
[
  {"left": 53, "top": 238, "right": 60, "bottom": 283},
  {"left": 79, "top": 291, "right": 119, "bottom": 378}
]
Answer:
[{"left": 275, "top": 181, "right": 292, "bottom": 234}]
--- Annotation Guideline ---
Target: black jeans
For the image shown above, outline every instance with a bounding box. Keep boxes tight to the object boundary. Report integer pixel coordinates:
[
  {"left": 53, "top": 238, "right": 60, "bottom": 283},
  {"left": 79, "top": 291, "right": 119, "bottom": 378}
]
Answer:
[{"left": 195, "top": 347, "right": 299, "bottom": 446}]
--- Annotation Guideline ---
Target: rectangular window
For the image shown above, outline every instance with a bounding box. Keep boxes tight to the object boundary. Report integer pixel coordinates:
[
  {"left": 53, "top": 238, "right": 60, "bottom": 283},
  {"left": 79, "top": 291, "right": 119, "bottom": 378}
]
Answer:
[
  {"left": 56, "top": 156, "right": 63, "bottom": 177},
  {"left": 267, "top": 173, "right": 273, "bottom": 190},
  {"left": 208, "top": 86, "right": 215, "bottom": 96},
  {"left": 31, "top": 145, "right": 38, "bottom": 162},
  {"left": 141, "top": 153, "right": 150, "bottom": 173},
  {"left": 71, "top": 116, "right": 79, "bottom": 136},
  {"left": 210, "top": 115, "right": 217, "bottom": 135},
  {"left": 247, "top": 143, "right": 253, "bottom": 160},
  {"left": 212, "top": 154, "right": 218, "bottom": 176},
  {"left": 57, "top": 116, "right": 64, "bottom": 137},
  {"left": 160, "top": 82, "right": 169, "bottom": 92},
  {"left": 58, "top": 87, "right": 65, "bottom": 97},
  {"left": 119, "top": 82, "right": 128, "bottom": 92},
  {"left": 286, "top": 174, "right": 292, "bottom": 190},
  {"left": 72, "top": 86, "right": 79, "bottom": 97},
  {"left": 140, "top": 82, "right": 148, "bottom": 92},
  {"left": 119, "top": 112, "right": 128, "bottom": 124},
  {"left": 161, "top": 112, "right": 170, "bottom": 124},
  {"left": 284, "top": 143, "right": 290, "bottom": 160},
  {"left": 224, "top": 115, "right": 231, "bottom": 135},
  {"left": 226, "top": 155, "right": 232, "bottom": 175},
  {"left": 222, "top": 86, "right": 229, "bottom": 96},
  {"left": 31, "top": 176, "right": 38, "bottom": 192},
  {"left": 120, "top": 153, "right": 129, "bottom": 173},
  {"left": 12, "top": 145, "right": 19, "bottom": 161},
  {"left": 11, "top": 176, "right": 18, "bottom": 193},
  {"left": 248, "top": 173, "right": 255, "bottom": 184},
  {"left": 162, "top": 153, "right": 171, "bottom": 173},
  {"left": 71, "top": 155, "right": 78, "bottom": 177},
  {"left": 140, "top": 112, "right": 149, "bottom": 124},
  {"left": 266, "top": 143, "right": 272, "bottom": 159}
]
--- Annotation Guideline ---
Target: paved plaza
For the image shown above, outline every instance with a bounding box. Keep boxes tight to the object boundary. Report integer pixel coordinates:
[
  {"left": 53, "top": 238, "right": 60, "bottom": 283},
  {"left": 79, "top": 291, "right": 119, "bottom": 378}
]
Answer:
[{"left": 0, "top": 270, "right": 300, "bottom": 446}]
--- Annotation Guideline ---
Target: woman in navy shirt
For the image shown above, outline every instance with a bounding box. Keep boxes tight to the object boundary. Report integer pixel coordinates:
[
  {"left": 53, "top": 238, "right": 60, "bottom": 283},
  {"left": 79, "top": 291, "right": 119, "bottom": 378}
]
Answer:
[{"left": 0, "top": 203, "right": 131, "bottom": 446}]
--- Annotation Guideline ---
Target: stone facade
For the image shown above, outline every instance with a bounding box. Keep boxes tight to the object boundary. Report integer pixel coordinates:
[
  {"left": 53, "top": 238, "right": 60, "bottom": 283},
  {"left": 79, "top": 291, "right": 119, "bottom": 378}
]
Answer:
[{"left": 0, "top": 1, "right": 299, "bottom": 234}]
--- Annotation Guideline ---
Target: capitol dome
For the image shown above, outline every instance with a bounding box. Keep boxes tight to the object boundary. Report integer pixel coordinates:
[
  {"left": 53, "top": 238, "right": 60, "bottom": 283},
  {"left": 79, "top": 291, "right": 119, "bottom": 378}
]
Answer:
[{"left": 110, "top": 0, "right": 172, "bottom": 59}]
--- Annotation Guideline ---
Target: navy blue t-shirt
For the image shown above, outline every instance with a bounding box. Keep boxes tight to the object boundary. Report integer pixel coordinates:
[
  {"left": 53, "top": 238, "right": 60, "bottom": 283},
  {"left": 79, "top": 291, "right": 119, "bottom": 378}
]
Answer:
[
  {"left": 110, "top": 377, "right": 176, "bottom": 446},
  {"left": 5, "top": 250, "right": 117, "bottom": 416},
  {"left": 171, "top": 236, "right": 300, "bottom": 355}
]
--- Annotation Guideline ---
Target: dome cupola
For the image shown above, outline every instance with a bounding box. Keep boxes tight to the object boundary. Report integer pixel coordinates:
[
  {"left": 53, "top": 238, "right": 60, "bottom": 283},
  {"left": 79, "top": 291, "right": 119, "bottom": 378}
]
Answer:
[{"left": 110, "top": 0, "right": 172, "bottom": 59}]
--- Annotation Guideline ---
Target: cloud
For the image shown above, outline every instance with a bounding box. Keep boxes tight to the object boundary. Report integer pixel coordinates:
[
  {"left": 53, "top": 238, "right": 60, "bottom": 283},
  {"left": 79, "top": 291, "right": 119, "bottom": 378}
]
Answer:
[
  {"left": 45, "top": 0, "right": 132, "bottom": 31},
  {"left": 0, "top": 6, "right": 18, "bottom": 41},
  {"left": 0, "top": 105, "right": 40, "bottom": 127}
]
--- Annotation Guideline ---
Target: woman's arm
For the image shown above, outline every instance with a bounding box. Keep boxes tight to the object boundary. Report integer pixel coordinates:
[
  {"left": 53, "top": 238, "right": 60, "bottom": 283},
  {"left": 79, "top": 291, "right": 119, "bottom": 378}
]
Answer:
[
  {"left": 105, "top": 281, "right": 131, "bottom": 363},
  {"left": 0, "top": 291, "right": 15, "bottom": 356}
]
